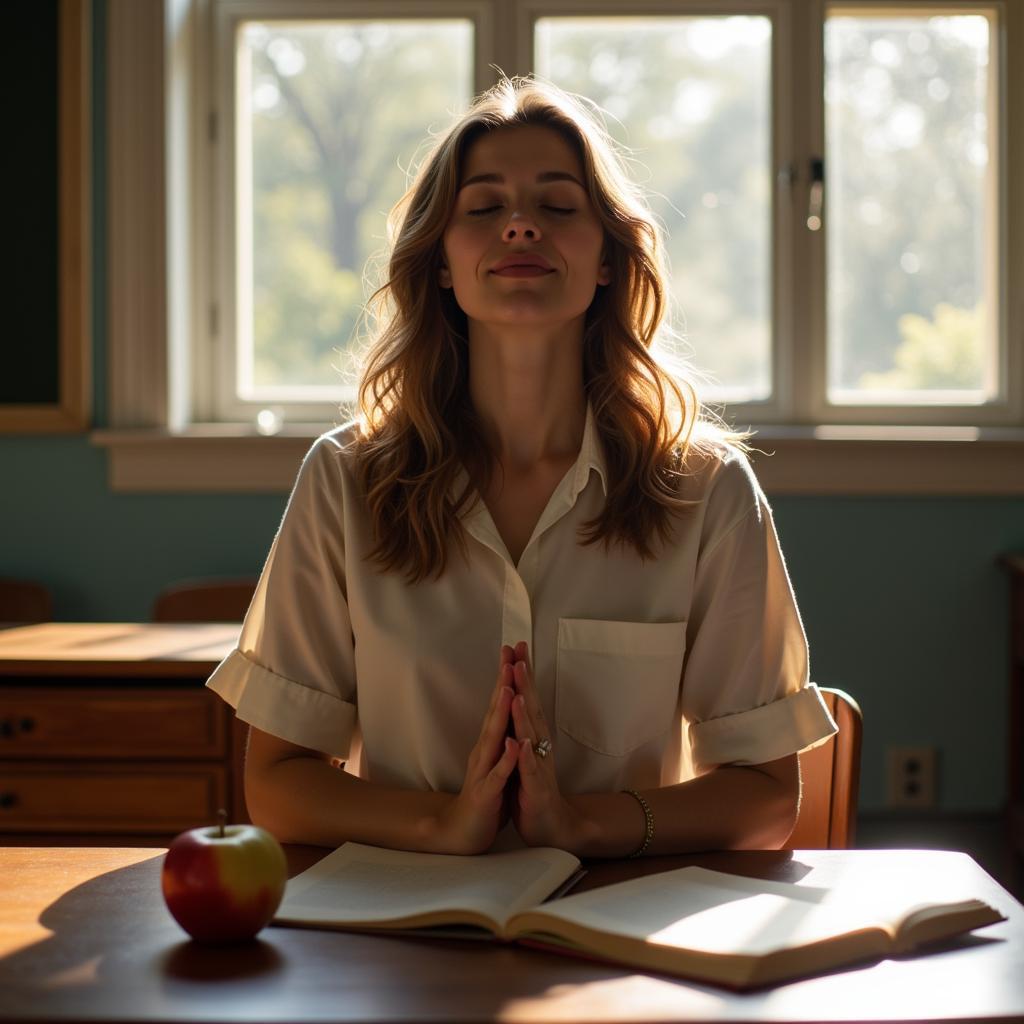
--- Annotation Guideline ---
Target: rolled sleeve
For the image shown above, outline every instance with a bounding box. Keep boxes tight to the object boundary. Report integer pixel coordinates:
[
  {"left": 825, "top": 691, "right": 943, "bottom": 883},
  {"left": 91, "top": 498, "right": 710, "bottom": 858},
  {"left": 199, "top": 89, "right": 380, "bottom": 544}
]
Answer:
[
  {"left": 207, "top": 649, "right": 357, "bottom": 756},
  {"left": 205, "top": 435, "right": 357, "bottom": 758},
  {"left": 689, "top": 684, "right": 836, "bottom": 767},
  {"left": 681, "top": 458, "right": 838, "bottom": 769}
]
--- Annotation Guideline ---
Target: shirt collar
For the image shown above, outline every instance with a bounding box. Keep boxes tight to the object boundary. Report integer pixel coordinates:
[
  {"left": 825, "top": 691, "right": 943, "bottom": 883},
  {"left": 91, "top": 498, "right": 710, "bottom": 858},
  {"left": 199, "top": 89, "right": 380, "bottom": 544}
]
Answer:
[
  {"left": 455, "top": 398, "right": 608, "bottom": 514},
  {"left": 572, "top": 399, "right": 608, "bottom": 500}
]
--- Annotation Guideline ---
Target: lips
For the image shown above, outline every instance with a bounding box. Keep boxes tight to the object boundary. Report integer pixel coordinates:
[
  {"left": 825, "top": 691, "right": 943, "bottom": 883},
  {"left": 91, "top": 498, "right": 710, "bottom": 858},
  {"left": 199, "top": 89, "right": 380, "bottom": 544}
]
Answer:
[{"left": 490, "top": 254, "right": 554, "bottom": 273}]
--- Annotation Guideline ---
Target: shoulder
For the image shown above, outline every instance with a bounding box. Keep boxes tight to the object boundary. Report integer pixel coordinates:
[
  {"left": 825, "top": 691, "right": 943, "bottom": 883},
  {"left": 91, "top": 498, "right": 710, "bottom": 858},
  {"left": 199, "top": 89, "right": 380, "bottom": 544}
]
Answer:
[
  {"left": 677, "top": 424, "right": 765, "bottom": 518},
  {"left": 291, "top": 418, "right": 364, "bottom": 499}
]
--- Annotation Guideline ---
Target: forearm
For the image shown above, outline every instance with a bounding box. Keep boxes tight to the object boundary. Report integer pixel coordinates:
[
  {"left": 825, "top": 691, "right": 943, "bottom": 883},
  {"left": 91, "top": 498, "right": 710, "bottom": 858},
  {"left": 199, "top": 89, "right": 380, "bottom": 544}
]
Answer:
[
  {"left": 246, "top": 756, "right": 451, "bottom": 852},
  {"left": 567, "top": 756, "right": 800, "bottom": 858}
]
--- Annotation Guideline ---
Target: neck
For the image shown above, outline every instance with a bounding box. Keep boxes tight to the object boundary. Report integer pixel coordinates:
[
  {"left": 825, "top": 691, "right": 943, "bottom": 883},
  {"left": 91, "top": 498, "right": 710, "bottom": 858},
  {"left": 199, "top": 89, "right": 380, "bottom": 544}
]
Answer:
[{"left": 466, "top": 320, "right": 587, "bottom": 473}]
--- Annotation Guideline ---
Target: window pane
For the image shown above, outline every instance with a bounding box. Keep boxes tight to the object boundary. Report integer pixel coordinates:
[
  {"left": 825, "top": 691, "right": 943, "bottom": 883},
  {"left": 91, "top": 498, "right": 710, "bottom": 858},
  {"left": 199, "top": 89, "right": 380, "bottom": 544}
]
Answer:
[
  {"left": 536, "top": 16, "right": 773, "bottom": 403},
  {"left": 237, "top": 20, "right": 473, "bottom": 398},
  {"left": 825, "top": 13, "right": 996, "bottom": 404}
]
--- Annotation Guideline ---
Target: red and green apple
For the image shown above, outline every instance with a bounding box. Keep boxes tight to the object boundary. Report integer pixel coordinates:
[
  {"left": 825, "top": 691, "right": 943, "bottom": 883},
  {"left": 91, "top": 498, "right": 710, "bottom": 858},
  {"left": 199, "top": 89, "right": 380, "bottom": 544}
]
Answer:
[{"left": 161, "top": 809, "right": 287, "bottom": 944}]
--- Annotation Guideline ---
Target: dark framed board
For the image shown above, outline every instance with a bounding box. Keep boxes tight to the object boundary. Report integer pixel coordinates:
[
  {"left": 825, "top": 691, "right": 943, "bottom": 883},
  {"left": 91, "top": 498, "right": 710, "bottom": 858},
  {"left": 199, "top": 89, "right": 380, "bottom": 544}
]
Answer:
[{"left": 2, "top": 0, "right": 90, "bottom": 432}]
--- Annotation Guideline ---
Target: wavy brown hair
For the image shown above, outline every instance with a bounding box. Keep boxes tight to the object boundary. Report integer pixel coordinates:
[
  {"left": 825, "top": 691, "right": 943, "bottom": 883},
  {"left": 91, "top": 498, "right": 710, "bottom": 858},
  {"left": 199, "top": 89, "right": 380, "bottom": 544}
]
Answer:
[{"left": 349, "top": 75, "right": 746, "bottom": 584}]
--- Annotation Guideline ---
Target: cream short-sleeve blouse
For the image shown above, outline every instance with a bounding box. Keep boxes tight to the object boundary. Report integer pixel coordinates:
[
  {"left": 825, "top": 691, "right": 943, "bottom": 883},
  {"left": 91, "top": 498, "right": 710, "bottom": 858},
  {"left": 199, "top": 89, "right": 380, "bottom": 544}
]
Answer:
[{"left": 206, "top": 403, "right": 837, "bottom": 799}]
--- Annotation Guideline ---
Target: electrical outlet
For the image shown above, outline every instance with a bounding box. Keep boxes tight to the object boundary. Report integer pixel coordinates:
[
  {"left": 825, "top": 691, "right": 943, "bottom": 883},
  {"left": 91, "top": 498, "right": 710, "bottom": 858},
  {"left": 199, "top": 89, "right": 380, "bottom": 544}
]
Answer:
[{"left": 886, "top": 747, "right": 938, "bottom": 808}]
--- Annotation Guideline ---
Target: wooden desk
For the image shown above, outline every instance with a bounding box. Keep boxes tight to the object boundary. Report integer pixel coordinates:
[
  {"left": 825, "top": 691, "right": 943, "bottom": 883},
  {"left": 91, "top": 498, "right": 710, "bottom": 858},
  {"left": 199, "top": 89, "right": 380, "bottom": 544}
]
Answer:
[
  {"left": 0, "top": 623, "right": 242, "bottom": 841},
  {"left": 1, "top": 846, "right": 1021, "bottom": 1023}
]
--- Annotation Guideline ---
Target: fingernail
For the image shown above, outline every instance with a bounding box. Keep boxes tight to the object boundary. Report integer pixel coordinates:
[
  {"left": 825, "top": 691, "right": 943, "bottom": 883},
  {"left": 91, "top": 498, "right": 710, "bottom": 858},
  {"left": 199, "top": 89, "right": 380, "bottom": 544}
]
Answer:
[{"left": 516, "top": 694, "right": 525, "bottom": 707}]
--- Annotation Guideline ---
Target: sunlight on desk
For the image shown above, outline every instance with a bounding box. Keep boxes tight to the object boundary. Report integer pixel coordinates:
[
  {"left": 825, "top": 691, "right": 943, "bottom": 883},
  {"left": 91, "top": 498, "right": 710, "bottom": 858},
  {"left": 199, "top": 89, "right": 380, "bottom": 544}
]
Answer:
[
  {"left": 43, "top": 955, "right": 102, "bottom": 990},
  {"left": 496, "top": 975, "right": 726, "bottom": 1020}
]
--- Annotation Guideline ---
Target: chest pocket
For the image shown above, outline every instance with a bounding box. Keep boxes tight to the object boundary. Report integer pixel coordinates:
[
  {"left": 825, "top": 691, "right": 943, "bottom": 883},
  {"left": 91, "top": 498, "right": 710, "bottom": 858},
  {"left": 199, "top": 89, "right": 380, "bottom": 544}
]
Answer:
[{"left": 555, "top": 618, "right": 687, "bottom": 757}]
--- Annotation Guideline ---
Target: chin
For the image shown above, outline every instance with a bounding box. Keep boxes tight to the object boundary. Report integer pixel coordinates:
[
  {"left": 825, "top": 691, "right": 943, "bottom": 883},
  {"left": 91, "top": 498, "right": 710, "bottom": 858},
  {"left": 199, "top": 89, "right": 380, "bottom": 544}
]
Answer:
[{"left": 462, "top": 301, "right": 592, "bottom": 330}]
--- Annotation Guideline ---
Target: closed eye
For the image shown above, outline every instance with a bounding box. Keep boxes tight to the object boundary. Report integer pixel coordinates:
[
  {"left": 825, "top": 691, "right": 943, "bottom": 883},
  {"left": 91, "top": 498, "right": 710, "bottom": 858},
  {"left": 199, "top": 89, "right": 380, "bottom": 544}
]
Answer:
[{"left": 467, "top": 206, "right": 577, "bottom": 216}]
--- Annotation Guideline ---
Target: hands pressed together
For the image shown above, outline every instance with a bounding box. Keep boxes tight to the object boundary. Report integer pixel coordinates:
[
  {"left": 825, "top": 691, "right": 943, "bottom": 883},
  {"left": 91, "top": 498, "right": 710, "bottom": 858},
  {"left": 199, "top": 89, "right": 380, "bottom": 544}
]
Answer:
[{"left": 434, "top": 641, "right": 588, "bottom": 855}]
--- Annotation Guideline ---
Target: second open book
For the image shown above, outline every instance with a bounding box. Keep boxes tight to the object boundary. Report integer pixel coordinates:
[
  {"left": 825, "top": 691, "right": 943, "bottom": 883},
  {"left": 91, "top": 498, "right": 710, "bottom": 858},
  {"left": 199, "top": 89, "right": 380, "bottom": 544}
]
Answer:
[{"left": 272, "top": 842, "right": 1004, "bottom": 990}]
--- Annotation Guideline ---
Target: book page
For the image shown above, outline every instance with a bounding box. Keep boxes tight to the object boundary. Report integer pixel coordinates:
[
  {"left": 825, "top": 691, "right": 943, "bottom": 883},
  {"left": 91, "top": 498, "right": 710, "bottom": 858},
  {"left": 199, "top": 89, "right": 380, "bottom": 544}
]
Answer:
[
  {"left": 512, "top": 865, "right": 1003, "bottom": 958},
  {"left": 274, "top": 842, "right": 580, "bottom": 931},
  {"left": 513, "top": 867, "right": 852, "bottom": 956}
]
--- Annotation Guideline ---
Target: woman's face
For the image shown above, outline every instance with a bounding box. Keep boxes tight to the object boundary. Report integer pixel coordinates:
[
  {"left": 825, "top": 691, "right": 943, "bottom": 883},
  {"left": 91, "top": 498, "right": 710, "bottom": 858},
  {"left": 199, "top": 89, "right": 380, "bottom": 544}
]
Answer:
[{"left": 439, "top": 124, "right": 610, "bottom": 331}]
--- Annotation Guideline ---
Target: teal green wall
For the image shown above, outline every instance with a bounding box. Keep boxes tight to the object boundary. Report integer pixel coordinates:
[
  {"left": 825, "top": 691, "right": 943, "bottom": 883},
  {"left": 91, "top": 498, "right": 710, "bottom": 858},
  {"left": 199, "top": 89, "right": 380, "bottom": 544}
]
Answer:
[{"left": 1, "top": 1, "right": 1019, "bottom": 814}]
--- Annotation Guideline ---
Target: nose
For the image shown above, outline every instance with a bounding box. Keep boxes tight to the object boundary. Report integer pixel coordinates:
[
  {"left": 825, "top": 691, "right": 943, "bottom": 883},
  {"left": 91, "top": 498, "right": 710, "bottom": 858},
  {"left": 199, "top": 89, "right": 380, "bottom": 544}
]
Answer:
[{"left": 502, "top": 211, "right": 541, "bottom": 242}]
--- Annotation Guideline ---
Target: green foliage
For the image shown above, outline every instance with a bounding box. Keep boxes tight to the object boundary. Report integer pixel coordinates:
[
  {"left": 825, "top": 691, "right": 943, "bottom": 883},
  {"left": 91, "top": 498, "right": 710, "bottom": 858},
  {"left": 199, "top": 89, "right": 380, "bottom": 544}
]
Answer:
[
  {"left": 826, "top": 16, "right": 989, "bottom": 389},
  {"left": 246, "top": 21, "right": 471, "bottom": 391},
  {"left": 858, "top": 302, "right": 985, "bottom": 391}
]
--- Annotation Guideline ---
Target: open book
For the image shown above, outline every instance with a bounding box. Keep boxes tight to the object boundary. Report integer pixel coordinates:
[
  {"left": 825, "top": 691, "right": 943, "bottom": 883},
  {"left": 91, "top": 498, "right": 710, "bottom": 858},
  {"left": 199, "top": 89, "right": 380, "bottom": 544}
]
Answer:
[{"left": 272, "top": 843, "right": 1006, "bottom": 990}]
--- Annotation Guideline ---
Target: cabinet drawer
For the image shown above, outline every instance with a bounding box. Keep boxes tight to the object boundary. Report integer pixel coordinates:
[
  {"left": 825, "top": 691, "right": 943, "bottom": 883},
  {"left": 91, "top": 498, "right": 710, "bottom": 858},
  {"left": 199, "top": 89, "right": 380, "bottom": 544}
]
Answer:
[
  {"left": 0, "top": 762, "right": 228, "bottom": 833},
  {"left": 0, "top": 688, "right": 227, "bottom": 758}
]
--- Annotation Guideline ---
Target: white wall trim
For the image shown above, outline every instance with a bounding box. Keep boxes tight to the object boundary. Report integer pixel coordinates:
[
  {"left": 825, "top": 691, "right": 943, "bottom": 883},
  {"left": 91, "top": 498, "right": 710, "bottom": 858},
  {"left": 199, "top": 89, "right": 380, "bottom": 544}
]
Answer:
[{"left": 90, "top": 427, "right": 1024, "bottom": 495}]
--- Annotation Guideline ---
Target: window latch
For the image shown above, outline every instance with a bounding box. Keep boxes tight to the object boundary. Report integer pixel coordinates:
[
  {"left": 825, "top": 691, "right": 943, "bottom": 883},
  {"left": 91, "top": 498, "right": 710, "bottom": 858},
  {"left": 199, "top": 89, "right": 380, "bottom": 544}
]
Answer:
[{"left": 807, "top": 156, "right": 824, "bottom": 231}]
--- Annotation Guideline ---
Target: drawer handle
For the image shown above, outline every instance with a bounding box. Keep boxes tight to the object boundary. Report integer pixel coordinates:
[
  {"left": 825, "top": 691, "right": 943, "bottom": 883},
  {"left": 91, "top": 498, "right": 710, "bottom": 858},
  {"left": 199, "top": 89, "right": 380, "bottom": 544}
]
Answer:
[
  {"left": 0, "top": 792, "right": 17, "bottom": 809},
  {"left": 0, "top": 717, "right": 36, "bottom": 738}
]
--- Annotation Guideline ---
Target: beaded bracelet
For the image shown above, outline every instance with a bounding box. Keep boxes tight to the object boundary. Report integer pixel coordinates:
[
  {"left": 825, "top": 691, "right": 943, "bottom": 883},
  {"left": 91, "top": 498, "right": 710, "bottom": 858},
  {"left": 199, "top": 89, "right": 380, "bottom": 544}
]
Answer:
[{"left": 622, "top": 788, "right": 654, "bottom": 858}]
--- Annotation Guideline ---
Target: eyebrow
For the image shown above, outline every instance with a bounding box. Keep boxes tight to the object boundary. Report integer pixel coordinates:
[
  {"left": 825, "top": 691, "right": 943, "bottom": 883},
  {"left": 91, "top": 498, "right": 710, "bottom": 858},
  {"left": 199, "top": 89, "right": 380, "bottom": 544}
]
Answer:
[{"left": 458, "top": 171, "right": 585, "bottom": 190}]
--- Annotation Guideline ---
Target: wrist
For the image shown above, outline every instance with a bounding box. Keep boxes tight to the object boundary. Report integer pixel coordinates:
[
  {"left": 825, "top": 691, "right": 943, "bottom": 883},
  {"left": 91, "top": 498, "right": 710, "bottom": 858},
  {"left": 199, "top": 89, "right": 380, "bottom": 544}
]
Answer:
[
  {"left": 415, "top": 792, "right": 458, "bottom": 854},
  {"left": 562, "top": 795, "right": 603, "bottom": 857}
]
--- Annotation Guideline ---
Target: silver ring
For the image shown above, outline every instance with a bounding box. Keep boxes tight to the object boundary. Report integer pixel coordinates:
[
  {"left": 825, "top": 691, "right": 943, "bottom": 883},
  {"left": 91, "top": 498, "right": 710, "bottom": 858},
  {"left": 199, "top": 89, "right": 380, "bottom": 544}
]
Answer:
[{"left": 534, "top": 738, "right": 552, "bottom": 759}]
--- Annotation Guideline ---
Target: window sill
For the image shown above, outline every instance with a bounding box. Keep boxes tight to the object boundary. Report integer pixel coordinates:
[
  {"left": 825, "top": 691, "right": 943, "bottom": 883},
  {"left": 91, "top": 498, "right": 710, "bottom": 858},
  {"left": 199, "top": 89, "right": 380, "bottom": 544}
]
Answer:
[{"left": 89, "top": 425, "right": 1024, "bottom": 495}]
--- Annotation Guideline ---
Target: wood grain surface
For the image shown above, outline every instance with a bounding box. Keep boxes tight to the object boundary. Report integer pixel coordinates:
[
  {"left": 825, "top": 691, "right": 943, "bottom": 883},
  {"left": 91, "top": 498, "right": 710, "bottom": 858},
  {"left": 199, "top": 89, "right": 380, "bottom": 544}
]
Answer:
[
  {"left": 0, "top": 845, "right": 1021, "bottom": 1024},
  {"left": 0, "top": 623, "right": 238, "bottom": 677}
]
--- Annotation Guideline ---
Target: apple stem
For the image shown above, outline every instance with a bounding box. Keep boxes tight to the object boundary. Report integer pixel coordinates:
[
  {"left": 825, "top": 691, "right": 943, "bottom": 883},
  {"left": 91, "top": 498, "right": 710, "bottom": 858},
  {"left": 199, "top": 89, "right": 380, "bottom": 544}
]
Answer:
[{"left": 217, "top": 808, "right": 227, "bottom": 838}]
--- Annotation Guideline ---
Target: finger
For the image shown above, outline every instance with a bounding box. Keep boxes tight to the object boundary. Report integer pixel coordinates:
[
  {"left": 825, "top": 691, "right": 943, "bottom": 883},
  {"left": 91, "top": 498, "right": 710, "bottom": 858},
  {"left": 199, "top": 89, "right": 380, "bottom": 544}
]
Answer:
[
  {"left": 490, "top": 685, "right": 514, "bottom": 740},
  {"left": 481, "top": 737, "right": 520, "bottom": 794},
  {"left": 513, "top": 659, "right": 548, "bottom": 735},
  {"left": 474, "top": 684, "right": 513, "bottom": 771},
  {"left": 511, "top": 693, "right": 536, "bottom": 746},
  {"left": 514, "top": 641, "right": 529, "bottom": 667},
  {"left": 517, "top": 736, "right": 543, "bottom": 782}
]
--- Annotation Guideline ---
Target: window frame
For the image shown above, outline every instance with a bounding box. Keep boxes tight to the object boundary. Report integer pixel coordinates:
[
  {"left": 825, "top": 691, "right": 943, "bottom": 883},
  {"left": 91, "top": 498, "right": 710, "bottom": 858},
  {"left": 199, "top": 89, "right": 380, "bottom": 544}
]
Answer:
[{"left": 93, "top": 0, "right": 1024, "bottom": 493}]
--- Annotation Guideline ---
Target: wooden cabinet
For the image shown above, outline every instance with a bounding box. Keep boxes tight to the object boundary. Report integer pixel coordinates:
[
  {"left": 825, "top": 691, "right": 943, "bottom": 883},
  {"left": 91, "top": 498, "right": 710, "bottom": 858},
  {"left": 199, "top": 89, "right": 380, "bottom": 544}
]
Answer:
[{"left": 0, "top": 623, "right": 246, "bottom": 843}]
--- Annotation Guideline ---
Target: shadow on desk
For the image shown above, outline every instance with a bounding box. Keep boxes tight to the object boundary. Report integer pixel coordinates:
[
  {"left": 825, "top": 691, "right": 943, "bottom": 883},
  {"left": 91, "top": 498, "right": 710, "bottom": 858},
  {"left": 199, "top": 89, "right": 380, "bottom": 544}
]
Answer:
[{"left": 0, "top": 849, "right": 748, "bottom": 1022}]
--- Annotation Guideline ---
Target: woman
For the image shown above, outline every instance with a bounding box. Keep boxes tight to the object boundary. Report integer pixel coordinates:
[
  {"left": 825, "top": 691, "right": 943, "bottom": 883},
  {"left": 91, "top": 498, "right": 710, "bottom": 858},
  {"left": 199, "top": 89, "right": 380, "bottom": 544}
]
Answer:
[{"left": 206, "top": 75, "right": 837, "bottom": 857}]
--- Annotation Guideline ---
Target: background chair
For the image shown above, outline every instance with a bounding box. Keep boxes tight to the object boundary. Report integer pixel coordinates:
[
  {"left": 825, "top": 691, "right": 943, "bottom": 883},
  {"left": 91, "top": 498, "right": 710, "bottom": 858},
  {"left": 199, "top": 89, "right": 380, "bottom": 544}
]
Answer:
[
  {"left": 0, "top": 578, "right": 54, "bottom": 624},
  {"left": 786, "top": 687, "right": 863, "bottom": 849},
  {"left": 151, "top": 578, "right": 257, "bottom": 623}
]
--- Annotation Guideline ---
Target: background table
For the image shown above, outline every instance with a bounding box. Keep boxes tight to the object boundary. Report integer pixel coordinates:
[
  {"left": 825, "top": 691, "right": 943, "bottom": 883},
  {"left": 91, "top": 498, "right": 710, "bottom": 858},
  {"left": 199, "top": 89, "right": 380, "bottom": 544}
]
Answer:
[
  {"left": 0, "top": 623, "right": 242, "bottom": 842},
  {"left": 1, "top": 845, "right": 1021, "bottom": 1024}
]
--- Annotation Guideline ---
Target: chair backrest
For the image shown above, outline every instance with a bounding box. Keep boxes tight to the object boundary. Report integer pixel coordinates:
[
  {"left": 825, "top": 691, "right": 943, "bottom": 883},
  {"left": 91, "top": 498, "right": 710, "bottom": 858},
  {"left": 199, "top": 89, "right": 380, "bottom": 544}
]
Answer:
[
  {"left": 785, "top": 687, "right": 863, "bottom": 849},
  {"left": 0, "top": 578, "right": 54, "bottom": 624},
  {"left": 151, "top": 578, "right": 257, "bottom": 623}
]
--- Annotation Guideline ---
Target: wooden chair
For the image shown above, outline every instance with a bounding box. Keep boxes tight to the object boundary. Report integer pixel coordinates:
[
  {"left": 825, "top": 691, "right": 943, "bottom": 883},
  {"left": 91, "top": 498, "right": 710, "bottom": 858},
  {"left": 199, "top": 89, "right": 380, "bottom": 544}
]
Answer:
[
  {"left": 151, "top": 578, "right": 257, "bottom": 623},
  {"left": 0, "top": 578, "right": 54, "bottom": 624},
  {"left": 786, "top": 687, "right": 863, "bottom": 849}
]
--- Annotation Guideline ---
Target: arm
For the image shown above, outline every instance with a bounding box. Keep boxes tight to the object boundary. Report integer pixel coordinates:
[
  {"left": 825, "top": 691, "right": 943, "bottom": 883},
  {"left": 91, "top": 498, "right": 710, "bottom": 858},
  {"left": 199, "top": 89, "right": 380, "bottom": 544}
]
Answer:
[
  {"left": 245, "top": 726, "right": 449, "bottom": 851},
  {"left": 506, "top": 642, "right": 802, "bottom": 857},
  {"left": 565, "top": 753, "right": 801, "bottom": 858},
  {"left": 245, "top": 642, "right": 523, "bottom": 854}
]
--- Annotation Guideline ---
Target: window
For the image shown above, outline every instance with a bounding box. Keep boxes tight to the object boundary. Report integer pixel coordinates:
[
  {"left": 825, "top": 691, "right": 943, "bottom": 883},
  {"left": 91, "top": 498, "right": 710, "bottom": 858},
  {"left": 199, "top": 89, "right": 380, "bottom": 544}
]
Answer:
[
  {"left": 825, "top": 10, "right": 999, "bottom": 411},
  {"left": 205, "top": 7, "right": 476, "bottom": 424},
  {"left": 98, "top": 0, "right": 1024, "bottom": 492}
]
